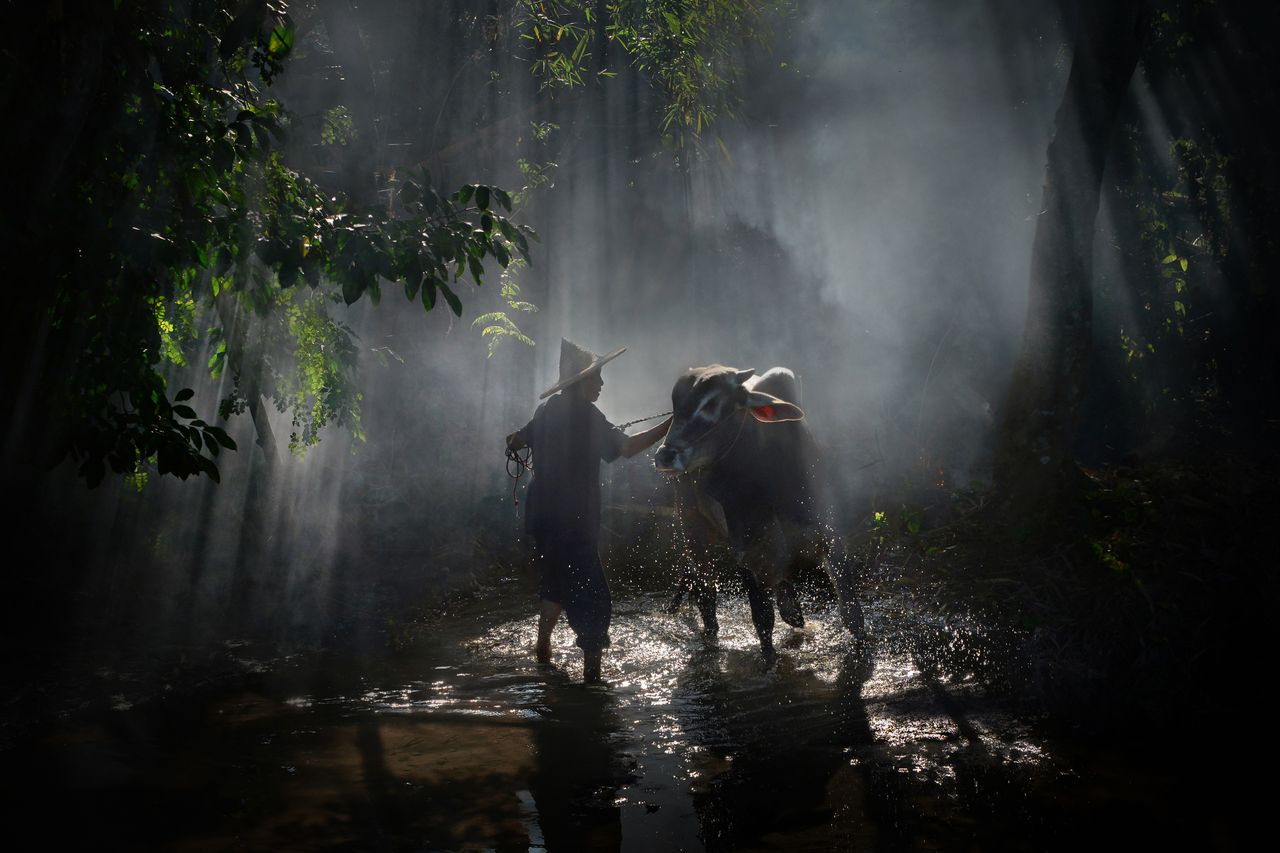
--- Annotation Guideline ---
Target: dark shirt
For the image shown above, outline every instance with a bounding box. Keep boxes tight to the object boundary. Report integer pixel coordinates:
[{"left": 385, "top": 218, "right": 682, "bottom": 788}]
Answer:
[{"left": 516, "top": 392, "right": 625, "bottom": 541}]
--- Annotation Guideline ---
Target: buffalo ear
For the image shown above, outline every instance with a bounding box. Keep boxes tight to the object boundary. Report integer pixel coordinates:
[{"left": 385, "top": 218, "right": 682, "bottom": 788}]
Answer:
[
  {"left": 734, "top": 368, "right": 755, "bottom": 385},
  {"left": 745, "top": 391, "right": 804, "bottom": 422}
]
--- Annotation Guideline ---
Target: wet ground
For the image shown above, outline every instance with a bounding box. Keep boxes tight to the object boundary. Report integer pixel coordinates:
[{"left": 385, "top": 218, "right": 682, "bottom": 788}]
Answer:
[{"left": 0, "top": 580, "right": 1248, "bottom": 851}]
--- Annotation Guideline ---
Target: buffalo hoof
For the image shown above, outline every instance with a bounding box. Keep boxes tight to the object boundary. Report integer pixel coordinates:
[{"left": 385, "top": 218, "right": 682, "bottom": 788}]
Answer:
[
  {"left": 666, "top": 588, "right": 686, "bottom": 616},
  {"left": 776, "top": 581, "right": 805, "bottom": 628},
  {"left": 840, "top": 603, "right": 867, "bottom": 639}
]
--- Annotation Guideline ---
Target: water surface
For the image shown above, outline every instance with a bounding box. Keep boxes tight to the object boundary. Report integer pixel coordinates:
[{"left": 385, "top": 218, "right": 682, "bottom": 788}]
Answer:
[{"left": 1, "top": 582, "right": 1228, "bottom": 850}]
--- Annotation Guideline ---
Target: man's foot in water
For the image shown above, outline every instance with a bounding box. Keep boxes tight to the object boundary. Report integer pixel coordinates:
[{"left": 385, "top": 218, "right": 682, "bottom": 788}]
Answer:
[
  {"left": 583, "top": 649, "right": 604, "bottom": 684},
  {"left": 535, "top": 638, "right": 552, "bottom": 665}
]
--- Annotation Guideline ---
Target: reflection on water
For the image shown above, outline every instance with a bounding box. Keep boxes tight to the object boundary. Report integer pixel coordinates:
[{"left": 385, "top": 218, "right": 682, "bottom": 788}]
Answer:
[{"left": 0, "top": 585, "right": 1224, "bottom": 850}]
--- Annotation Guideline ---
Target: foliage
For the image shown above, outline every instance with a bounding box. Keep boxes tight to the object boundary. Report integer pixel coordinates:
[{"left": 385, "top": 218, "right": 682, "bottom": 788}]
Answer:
[
  {"left": 516, "top": 0, "right": 790, "bottom": 150},
  {"left": 472, "top": 259, "right": 539, "bottom": 357},
  {"left": 15, "top": 1, "right": 530, "bottom": 486},
  {"left": 518, "top": 0, "right": 600, "bottom": 88},
  {"left": 319, "top": 105, "right": 356, "bottom": 146},
  {"left": 862, "top": 452, "right": 1273, "bottom": 735},
  {"left": 1111, "top": 125, "right": 1231, "bottom": 437},
  {"left": 607, "top": 0, "right": 787, "bottom": 144},
  {"left": 246, "top": 287, "right": 366, "bottom": 455}
]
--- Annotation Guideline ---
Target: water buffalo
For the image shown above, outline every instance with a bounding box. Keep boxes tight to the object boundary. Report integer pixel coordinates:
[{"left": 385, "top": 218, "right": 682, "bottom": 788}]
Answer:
[{"left": 655, "top": 365, "right": 865, "bottom": 661}]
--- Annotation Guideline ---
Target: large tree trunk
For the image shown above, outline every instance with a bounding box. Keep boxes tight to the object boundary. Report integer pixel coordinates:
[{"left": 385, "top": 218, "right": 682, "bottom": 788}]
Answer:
[{"left": 994, "top": 0, "right": 1146, "bottom": 515}]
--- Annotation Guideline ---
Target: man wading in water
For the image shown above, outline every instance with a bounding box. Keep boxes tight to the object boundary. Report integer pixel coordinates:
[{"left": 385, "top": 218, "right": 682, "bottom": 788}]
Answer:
[{"left": 506, "top": 340, "right": 672, "bottom": 684}]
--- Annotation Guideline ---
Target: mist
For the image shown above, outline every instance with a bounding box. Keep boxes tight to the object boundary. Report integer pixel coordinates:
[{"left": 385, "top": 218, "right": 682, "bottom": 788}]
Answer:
[
  {"left": 22, "top": 0, "right": 1076, "bottom": 662},
  {"left": 12, "top": 2, "right": 1278, "bottom": 847}
]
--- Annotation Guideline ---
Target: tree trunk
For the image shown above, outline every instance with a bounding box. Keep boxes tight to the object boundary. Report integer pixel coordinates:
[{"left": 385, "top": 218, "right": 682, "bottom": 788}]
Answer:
[
  {"left": 994, "top": 0, "right": 1146, "bottom": 515},
  {"left": 214, "top": 291, "right": 278, "bottom": 464}
]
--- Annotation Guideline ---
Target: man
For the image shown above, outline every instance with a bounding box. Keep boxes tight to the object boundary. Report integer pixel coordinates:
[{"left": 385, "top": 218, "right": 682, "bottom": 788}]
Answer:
[{"left": 506, "top": 339, "right": 672, "bottom": 684}]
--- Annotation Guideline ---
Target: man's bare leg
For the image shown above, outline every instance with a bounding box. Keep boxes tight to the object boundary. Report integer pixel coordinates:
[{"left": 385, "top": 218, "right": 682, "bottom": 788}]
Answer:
[{"left": 536, "top": 600, "right": 562, "bottom": 664}]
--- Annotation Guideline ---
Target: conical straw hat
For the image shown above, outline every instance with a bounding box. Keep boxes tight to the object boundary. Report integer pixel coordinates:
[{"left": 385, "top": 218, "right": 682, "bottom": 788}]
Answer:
[{"left": 540, "top": 338, "right": 626, "bottom": 399}]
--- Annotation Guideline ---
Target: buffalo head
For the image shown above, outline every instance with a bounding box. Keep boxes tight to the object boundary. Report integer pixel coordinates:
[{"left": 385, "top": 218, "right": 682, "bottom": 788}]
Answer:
[{"left": 654, "top": 365, "right": 804, "bottom": 474}]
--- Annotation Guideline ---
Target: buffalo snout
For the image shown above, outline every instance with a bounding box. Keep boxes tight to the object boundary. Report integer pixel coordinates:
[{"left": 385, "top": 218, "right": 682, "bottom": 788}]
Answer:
[{"left": 654, "top": 444, "right": 684, "bottom": 472}]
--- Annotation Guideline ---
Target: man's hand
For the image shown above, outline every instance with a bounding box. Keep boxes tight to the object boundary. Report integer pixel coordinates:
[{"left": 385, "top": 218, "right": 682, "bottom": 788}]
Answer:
[
  {"left": 621, "top": 415, "right": 673, "bottom": 459},
  {"left": 506, "top": 431, "right": 527, "bottom": 452}
]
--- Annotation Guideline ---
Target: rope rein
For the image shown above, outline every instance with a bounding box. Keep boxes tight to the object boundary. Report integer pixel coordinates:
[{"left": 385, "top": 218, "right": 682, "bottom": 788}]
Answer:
[
  {"left": 505, "top": 446, "right": 533, "bottom": 509},
  {"left": 616, "top": 409, "right": 673, "bottom": 430}
]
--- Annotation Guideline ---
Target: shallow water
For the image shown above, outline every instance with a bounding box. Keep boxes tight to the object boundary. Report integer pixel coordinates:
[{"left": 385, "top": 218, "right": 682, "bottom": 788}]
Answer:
[{"left": 1, "top": 582, "right": 1237, "bottom": 850}]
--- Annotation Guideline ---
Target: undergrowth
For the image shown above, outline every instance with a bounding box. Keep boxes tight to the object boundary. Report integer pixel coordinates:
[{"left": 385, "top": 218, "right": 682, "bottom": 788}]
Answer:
[{"left": 867, "top": 451, "right": 1277, "bottom": 736}]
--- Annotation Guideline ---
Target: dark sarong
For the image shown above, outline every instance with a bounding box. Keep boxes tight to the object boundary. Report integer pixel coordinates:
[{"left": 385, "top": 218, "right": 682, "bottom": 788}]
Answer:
[
  {"left": 516, "top": 392, "right": 624, "bottom": 655},
  {"left": 534, "top": 533, "right": 612, "bottom": 653}
]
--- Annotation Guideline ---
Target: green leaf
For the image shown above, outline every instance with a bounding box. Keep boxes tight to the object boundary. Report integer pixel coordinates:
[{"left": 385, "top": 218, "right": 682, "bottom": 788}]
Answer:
[
  {"left": 1179, "top": 257, "right": 1189, "bottom": 272},
  {"left": 342, "top": 275, "right": 364, "bottom": 305},
  {"left": 268, "top": 25, "right": 295, "bottom": 59},
  {"left": 212, "top": 141, "right": 235, "bottom": 173},
  {"left": 476, "top": 185, "right": 490, "bottom": 210},
  {"left": 208, "top": 341, "right": 227, "bottom": 374},
  {"left": 173, "top": 404, "right": 198, "bottom": 419},
  {"left": 175, "top": 388, "right": 195, "bottom": 402},
  {"left": 399, "top": 179, "right": 420, "bottom": 206},
  {"left": 421, "top": 278, "right": 437, "bottom": 311},
  {"left": 492, "top": 241, "right": 510, "bottom": 267},
  {"left": 405, "top": 258, "right": 423, "bottom": 300},
  {"left": 513, "top": 229, "right": 530, "bottom": 256},
  {"left": 205, "top": 426, "right": 237, "bottom": 450},
  {"left": 438, "top": 281, "right": 463, "bottom": 316},
  {"left": 493, "top": 188, "right": 512, "bottom": 211},
  {"left": 454, "top": 184, "right": 475, "bottom": 206},
  {"left": 279, "top": 254, "right": 303, "bottom": 287}
]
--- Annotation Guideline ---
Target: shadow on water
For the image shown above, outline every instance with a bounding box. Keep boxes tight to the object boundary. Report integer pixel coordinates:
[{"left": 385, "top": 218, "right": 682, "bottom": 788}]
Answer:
[
  {"left": 672, "top": 641, "right": 878, "bottom": 850},
  {"left": 527, "top": 685, "right": 627, "bottom": 851}
]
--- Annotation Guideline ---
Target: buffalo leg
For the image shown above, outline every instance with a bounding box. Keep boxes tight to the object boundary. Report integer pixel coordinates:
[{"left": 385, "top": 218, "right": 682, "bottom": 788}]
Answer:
[
  {"left": 693, "top": 574, "right": 719, "bottom": 638},
  {"left": 669, "top": 549, "right": 720, "bottom": 638},
  {"left": 740, "top": 568, "right": 776, "bottom": 661},
  {"left": 826, "top": 555, "right": 866, "bottom": 640},
  {"left": 775, "top": 579, "right": 804, "bottom": 628},
  {"left": 669, "top": 562, "right": 719, "bottom": 638}
]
